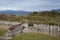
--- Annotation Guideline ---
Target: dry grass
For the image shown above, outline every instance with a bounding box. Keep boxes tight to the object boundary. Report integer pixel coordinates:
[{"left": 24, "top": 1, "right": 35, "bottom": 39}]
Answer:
[{"left": 12, "top": 33, "right": 60, "bottom": 40}]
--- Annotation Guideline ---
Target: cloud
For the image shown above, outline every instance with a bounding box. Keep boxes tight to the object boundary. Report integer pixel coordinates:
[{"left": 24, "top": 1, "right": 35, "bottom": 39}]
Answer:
[{"left": 0, "top": 0, "right": 60, "bottom": 11}]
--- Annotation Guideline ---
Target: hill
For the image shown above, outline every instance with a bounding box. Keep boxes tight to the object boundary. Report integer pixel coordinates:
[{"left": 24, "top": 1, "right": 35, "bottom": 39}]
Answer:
[
  {"left": 51, "top": 9, "right": 60, "bottom": 12},
  {"left": 0, "top": 10, "right": 60, "bottom": 25},
  {"left": 0, "top": 10, "right": 29, "bottom": 16}
]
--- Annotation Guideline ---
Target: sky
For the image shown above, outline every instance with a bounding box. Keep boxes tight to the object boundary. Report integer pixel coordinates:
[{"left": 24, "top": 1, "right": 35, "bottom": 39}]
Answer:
[{"left": 0, "top": 0, "right": 60, "bottom": 11}]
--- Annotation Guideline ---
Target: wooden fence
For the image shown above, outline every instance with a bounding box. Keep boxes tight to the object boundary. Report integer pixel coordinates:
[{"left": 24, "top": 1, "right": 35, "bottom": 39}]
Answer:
[
  {"left": 23, "top": 24, "right": 60, "bottom": 37},
  {"left": 0, "top": 21, "right": 60, "bottom": 37}
]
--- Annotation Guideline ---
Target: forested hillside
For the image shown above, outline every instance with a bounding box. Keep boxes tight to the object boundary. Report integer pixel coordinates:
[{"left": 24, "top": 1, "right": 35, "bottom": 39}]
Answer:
[{"left": 0, "top": 11, "right": 60, "bottom": 25}]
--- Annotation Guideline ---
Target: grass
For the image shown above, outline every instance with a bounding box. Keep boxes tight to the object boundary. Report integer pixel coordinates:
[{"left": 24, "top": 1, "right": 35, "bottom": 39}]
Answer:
[
  {"left": 0, "top": 28, "right": 8, "bottom": 36},
  {"left": 12, "top": 33, "right": 60, "bottom": 40}
]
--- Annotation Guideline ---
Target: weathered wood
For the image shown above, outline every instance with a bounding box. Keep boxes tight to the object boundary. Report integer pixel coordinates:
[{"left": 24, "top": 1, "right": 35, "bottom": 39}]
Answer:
[
  {"left": 9, "top": 22, "right": 25, "bottom": 31},
  {"left": 0, "top": 37, "right": 12, "bottom": 40},
  {"left": 0, "top": 21, "right": 60, "bottom": 37}
]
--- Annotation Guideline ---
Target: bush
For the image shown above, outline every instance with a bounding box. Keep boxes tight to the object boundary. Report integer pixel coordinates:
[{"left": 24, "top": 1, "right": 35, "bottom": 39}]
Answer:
[{"left": 0, "top": 28, "right": 8, "bottom": 36}]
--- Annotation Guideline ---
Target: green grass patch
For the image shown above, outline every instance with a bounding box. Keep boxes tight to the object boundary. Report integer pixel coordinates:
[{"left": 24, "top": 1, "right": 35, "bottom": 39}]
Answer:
[
  {"left": 12, "top": 33, "right": 60, "bottom": 40},
  {"left": 0, "top": 28, "right": 8, "bottom": 36}
]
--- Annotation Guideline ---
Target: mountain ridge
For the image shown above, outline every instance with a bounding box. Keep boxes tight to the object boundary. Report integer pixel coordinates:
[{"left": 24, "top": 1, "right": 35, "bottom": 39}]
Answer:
[
  {"left": 0, "top": 10, "right": 29, "bottom": 16},
  {"left": 0, "top": 9, "right": 60, "bottom": 16}
]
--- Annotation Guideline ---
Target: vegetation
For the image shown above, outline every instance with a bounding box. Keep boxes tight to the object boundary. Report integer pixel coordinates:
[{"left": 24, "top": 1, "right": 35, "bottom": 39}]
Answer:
[
  {"left": 0, "top": 11, "right": 60, "bottom": 25},
  {"left": 12, "top": 33, "right": 60, "bottom": 40},
  {"left": 0, "top": 28, "right": 8, "bottom": 36},
  {"left": 0, "top": 11, "right": 60, "bottom": 40},
  {"left": 27, "top": 11, "right": 60, "bottom": 26}
]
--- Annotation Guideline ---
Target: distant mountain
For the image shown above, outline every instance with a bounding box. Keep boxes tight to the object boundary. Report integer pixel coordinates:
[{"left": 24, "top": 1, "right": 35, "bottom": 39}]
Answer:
[
  {"left": 51, "top": 9, "right": 60, "bottom": 12},
  {"left": 0, "top": 10, "right": 29, "bottom": 16}
]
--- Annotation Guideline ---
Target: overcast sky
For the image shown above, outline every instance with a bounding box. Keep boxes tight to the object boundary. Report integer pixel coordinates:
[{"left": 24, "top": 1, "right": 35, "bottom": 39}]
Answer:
[{"left": 0, "top": 0, "right": 60, "bottom": 11}]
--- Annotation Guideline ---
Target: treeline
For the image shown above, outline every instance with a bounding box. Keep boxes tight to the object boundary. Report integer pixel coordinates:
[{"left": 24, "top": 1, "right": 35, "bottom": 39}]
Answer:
[
  {"left": 0, "top": 14, "right": 26, "bottom": 22},
  {"left": 0, "top": 11, "right": 60, "bottom": 25},
  {"left": 27, "top": 11, "right": 60, "bottom": 25}
]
